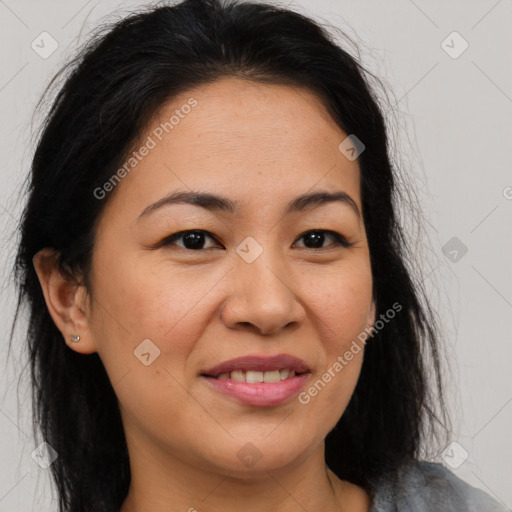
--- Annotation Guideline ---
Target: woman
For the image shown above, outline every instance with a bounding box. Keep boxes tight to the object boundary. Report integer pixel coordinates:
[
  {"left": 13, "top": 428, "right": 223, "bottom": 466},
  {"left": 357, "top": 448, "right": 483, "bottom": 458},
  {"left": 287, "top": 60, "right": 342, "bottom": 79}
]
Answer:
[{"left": 11, "top": 0, "right": 507, "bottom": 511}]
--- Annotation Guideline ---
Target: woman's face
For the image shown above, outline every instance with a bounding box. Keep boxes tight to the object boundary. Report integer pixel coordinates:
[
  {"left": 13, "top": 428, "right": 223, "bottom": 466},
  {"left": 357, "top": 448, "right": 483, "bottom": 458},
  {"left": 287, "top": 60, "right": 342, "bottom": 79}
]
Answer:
[{"left": 78, "top": 77, "right": 375, "bottom": 476}]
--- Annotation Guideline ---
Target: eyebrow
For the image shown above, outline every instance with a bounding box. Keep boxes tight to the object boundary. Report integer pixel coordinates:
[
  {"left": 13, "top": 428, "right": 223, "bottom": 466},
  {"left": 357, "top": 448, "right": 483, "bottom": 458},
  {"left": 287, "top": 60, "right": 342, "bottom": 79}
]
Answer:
[{"left": 137, "top": 189, "right": 361, "bottom": 221}]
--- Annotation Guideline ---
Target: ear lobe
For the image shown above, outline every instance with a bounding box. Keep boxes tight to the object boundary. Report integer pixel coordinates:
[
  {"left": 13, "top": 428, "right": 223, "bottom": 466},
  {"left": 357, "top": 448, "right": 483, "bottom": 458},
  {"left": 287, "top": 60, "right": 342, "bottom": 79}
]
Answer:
[{"left": 32, "top": 248, "right": 97, "bottom": 354}]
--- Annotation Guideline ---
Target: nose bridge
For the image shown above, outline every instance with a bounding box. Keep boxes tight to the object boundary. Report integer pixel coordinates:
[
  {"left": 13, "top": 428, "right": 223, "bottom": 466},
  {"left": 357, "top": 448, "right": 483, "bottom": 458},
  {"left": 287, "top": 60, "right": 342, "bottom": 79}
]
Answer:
[
  {"left": 237, "top": 234, "right": 291, "bottom": 301},
  {"left": 222, "top": 234, "right": 303, "bottom": 334}
]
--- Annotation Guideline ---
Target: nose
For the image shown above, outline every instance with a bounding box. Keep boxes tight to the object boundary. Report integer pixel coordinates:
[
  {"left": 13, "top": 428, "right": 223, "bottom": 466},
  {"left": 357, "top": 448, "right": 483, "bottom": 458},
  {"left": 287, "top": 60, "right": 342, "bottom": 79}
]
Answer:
[{"left": 220, "top": 245, "right": 305, "bottom": 336}]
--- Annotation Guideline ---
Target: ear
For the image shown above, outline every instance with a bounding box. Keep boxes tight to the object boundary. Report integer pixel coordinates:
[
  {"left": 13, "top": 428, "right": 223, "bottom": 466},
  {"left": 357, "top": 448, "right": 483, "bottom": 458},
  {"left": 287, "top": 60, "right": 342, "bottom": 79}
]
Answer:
[{"left": 32, "top": 248, "right": 97, "bottom": 354}]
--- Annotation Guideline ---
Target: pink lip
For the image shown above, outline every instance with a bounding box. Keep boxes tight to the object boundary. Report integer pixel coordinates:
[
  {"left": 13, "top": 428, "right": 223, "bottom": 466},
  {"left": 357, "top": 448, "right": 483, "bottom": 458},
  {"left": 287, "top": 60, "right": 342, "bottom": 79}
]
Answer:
[
  {"left": 201, "top": 373, "right": 310, "bottom": 407},
  {"left": 201, "top": 353, "right": 310, "bottom": 377},
  {"left": 200, "top": 353, "right": 311, "bottom": 407}
]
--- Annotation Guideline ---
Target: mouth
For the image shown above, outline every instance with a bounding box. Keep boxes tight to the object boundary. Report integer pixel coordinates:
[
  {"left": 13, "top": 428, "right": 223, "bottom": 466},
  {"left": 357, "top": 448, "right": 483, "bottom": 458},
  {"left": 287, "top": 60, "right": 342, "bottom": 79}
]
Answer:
[
  {"left": 200, "top": 353, "right": 310, "bottom": 380},
  {"left": 202, "top": 368, "right": 308, "bottom": 383},
  {"left": 200, "top": 353, "right": 311, "bottom": 406}
]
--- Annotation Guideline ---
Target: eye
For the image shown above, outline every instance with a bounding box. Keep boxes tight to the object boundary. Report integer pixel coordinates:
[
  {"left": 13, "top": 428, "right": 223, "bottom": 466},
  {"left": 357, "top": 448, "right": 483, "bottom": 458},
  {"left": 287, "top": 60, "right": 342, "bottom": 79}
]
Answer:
[
  {"left": 159, "top": 230, "right": 222, "bottom": 251},
  {"left": 293, "top": 230, "right": 352, "bottom": 250},
  {"left": 157, "top": 229, "right": 351, "bottom": 251}
]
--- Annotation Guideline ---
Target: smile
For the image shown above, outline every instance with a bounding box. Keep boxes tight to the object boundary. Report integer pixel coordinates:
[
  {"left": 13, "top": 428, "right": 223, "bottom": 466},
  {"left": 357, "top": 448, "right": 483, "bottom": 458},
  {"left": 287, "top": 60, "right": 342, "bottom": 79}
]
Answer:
[{"left": 215, "top": 368, "right": 301, "bottom": 383}]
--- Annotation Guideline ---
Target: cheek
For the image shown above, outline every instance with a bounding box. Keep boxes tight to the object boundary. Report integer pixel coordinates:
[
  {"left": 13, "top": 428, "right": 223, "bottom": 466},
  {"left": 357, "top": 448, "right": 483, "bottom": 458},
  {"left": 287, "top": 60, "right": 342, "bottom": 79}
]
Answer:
[
  {"left": 304, "top": 261, "right": 373, "bottom": 344},
  {"left": 91, "top": 251, "right": 225, "bottom": 343},
  {"left": 296, "top": 263, "right": 371, "bottom": 420},
  {"left": 88, "top": 255, "right": 214, "bottom": 444}
]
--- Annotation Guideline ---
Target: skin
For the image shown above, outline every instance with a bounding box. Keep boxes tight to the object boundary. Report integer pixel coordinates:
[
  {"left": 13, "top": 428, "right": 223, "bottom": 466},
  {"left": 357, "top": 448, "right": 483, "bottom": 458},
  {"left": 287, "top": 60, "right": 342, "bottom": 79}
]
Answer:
[{"left": 33, "top": 77, "right": 376, "bottom": 512}]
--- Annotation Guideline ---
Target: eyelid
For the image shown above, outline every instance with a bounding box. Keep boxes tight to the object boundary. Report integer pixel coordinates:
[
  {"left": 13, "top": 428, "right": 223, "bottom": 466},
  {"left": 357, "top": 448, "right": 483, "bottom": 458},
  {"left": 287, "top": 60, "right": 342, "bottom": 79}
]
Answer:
[
  {"left": 156, "top": 229, "right": 221, "bottom": 250},
  {"left": 156, "top": 229, "right": 352, "bottom": 251},
  {"left": 293, "top": 229, "right": 352, "bottom": 249}
]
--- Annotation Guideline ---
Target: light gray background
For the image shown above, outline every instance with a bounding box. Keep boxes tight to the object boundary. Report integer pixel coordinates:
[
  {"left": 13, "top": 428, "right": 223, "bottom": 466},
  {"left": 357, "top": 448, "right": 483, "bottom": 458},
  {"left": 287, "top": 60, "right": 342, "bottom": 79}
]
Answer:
[{"left": 1, "top": 0, "right": 511, "bottom": 510}]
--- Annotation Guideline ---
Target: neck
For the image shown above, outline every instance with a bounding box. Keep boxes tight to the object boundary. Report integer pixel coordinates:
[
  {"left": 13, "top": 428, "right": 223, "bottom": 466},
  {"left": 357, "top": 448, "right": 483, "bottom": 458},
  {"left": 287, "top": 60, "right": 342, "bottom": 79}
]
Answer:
[{"left": 120, "top": 440, "right": 349, "bottom": 512}]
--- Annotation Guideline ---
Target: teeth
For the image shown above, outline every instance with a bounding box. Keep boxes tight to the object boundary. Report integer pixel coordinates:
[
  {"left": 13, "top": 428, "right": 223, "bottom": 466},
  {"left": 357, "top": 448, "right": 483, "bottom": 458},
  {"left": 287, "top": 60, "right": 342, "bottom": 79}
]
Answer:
[
  {"left": 231, "top": 370, "right": 245, "bottom": 382},
  {"left": 263, "top": 370, "right": 281, "bottom": 383},
  {"left": 246, "top": 371, "right": 264, "bottom": 383},
  {"left": 215, "top": 369, "right": 300, "bottom": 383}
]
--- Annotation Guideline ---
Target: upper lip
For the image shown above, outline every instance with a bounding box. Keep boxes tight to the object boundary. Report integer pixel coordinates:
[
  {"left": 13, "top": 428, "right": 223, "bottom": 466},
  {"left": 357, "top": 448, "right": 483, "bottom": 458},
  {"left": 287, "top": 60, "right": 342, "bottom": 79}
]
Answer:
[{"left": 201, "top": 354, "right": 310, "bottom": 377}]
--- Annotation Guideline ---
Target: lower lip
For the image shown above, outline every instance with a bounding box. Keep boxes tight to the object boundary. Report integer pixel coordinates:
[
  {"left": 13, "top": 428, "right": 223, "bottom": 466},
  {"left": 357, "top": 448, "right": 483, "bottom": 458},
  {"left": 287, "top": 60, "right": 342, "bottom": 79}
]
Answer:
[{"left": 201, "top": 373, "right": 310, "bottom": 407}]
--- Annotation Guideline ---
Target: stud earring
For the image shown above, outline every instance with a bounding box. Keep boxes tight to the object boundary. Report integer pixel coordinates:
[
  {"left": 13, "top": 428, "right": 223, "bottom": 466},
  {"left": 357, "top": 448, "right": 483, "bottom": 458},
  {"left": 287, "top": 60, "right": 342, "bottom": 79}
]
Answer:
[{"left": 70, "top": 335, "right": 80, "bottom": 343}]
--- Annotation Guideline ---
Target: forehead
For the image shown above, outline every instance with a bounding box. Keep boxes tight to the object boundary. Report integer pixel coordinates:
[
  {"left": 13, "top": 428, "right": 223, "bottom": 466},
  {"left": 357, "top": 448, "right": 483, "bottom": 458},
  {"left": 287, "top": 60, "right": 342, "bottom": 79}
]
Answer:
[
  {"left": 100, "top": 77, "right": 362, "bottom": 221},
  {"left": 151, "top": 77, "right": 346, "bottom": 159}
]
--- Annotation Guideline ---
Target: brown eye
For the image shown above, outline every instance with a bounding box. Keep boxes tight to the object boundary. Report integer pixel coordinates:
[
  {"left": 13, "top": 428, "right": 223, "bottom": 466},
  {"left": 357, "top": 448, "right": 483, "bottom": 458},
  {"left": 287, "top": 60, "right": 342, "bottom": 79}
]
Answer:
[
  {"left": 294, "top": 230, "right": 351, "bottom": 250},
  {"left": 160, "top": 230, "right": 222, "bottom": 250}
]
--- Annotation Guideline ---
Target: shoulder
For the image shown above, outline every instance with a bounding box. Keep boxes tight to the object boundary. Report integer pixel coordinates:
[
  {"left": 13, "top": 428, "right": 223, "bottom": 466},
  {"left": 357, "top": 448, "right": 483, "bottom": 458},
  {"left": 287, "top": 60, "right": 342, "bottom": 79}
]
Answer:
[{"left": 369, "top": 459, "right": 509, "bottom": 512}]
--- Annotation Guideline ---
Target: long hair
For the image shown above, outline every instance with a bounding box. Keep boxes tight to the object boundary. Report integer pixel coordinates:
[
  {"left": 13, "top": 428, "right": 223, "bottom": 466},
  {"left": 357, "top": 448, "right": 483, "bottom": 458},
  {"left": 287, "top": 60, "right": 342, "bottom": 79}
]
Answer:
[{"left": 11, "top": 0, "right": 450, "bottom": 510}]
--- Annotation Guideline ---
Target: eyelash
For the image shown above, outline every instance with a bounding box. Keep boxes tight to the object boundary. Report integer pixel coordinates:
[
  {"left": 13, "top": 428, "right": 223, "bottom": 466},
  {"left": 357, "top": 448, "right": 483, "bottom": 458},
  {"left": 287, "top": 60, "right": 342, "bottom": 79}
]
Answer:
[{"left": 158, "top": 229, "right": 352, "bottom": 251}]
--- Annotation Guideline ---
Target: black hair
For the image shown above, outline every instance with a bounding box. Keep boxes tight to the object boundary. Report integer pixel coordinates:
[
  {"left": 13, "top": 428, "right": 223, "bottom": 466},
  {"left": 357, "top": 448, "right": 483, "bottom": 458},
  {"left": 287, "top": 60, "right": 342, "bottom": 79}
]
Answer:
[{"left": 11, "top": 0, "right": 450, "bottom": 510}]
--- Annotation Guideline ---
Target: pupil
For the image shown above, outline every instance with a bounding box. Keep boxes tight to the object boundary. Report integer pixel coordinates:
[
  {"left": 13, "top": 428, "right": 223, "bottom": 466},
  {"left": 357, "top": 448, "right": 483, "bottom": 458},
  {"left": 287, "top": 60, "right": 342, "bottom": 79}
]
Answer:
[
  {"left": 181, "top": 231, "right": 325, "bottom": 250},
  {"left": 305, "top": 231, "right": 324, "bottom": 248},
  {"left": 184, "top": 231, "right": 204, "bottom": 250}
]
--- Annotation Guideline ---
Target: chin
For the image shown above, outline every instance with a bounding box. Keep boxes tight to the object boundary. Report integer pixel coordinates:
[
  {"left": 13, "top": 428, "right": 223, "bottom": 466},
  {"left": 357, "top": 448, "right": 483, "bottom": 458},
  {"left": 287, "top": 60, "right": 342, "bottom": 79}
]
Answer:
[{"left": 195, "top": 430, "right": 319, "bottom": 477}]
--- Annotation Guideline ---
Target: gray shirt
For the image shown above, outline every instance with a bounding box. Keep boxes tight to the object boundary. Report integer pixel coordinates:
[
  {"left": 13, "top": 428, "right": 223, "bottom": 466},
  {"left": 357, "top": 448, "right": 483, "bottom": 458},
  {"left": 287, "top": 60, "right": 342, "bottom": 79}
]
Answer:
[{"left": 369, "top": 460, "right": 510, "bottom": 511}]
